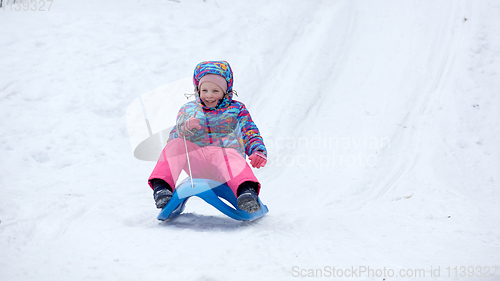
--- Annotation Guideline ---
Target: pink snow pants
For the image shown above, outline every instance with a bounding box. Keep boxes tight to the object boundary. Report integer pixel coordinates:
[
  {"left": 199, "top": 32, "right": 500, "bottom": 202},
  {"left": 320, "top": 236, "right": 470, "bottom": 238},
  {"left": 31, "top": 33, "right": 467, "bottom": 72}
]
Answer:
[{"left": 148, "top": 138, "right": 260, "bottom": 197}]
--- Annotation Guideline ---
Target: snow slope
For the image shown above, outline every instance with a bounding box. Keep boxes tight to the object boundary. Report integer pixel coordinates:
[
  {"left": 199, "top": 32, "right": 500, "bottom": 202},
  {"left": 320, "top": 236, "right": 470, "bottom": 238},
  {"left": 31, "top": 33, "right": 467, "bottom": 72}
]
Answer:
[{"left": 1, "top": 0, "right": 499, "bottom": 280}]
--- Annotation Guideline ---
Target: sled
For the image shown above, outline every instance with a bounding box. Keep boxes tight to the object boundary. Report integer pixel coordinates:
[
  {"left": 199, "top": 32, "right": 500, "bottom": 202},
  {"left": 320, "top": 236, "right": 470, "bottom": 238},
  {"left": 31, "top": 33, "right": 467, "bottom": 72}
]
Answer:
[{"left": 157, "top": 178, "right": 269, "bottom": 221}]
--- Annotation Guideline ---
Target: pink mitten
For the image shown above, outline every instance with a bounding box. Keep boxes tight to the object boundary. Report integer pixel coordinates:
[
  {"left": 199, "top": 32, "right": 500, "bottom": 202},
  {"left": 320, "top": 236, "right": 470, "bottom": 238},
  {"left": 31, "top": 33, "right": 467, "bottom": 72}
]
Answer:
[
  {"left": 249, "top": 151, "right": 267, "bottom": 168},
  {"left": 180, "top": 117, "right": 201, "bottom": 135},
  {"left": 186, "top": 118, "right": 201, "bottom": 130}
]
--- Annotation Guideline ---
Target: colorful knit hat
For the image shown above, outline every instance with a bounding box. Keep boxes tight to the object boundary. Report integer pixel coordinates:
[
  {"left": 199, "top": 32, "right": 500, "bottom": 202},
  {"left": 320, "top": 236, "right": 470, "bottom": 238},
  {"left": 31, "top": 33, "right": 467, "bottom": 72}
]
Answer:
[{"left": 193, "top": 61, "right": 234, "bottom": 93}]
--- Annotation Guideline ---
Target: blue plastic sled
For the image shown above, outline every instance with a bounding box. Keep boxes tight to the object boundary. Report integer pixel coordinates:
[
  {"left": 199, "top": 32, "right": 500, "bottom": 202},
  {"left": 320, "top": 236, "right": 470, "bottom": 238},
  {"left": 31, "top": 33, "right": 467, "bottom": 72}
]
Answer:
[{"left": 157, "top": 178, "right": 269, "bottom": 221}]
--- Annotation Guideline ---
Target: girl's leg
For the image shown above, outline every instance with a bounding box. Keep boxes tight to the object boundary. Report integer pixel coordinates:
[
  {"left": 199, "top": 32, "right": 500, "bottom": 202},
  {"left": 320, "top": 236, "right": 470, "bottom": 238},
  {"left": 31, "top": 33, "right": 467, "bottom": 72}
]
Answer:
[
  {"left": 148, "top": 138, "right": 209, "bottom": 191},
  {"left": 206, "top": 146, "right": 260, "bottom": 197}
]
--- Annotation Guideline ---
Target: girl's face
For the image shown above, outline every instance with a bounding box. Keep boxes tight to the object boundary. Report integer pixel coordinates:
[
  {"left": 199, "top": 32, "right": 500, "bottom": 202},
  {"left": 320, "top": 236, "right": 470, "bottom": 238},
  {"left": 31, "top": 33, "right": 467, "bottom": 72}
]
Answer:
[{"left": 199, "top": 81, "right": 225, "bottom": 108}]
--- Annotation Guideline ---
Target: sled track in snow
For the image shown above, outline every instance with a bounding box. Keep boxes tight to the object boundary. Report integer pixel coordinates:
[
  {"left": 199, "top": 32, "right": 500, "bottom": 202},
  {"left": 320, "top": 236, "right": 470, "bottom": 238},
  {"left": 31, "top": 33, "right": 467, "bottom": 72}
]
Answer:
[{"left": 369, "top": 1, "right": 466, "bottom": 201}]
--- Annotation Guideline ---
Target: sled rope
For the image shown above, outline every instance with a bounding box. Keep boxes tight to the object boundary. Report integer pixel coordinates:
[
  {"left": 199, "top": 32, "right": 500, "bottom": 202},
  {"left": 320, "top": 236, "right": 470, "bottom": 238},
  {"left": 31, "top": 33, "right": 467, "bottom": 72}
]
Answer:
[
  {"left": 180, "top": 104, "right": 195, "bottom": 189},
  {"left": 183, "top": 135, "right": 195, "bottom": 189}
]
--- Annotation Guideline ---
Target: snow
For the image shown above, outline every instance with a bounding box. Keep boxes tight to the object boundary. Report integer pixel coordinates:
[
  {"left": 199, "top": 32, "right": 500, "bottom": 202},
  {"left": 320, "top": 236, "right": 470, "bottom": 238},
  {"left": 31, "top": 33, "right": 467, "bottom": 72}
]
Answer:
[{"left": 1, "top": 0, "right": 499, "bottom": 280}]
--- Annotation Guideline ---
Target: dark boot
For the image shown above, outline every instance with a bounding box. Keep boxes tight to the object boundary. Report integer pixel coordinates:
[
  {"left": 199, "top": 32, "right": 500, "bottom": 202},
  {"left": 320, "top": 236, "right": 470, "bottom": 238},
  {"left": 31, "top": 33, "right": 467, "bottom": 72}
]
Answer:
[
  {"left": 237, "top": 181, "right": 261, "bottom": 213},
  {"left": 150, "top": 179, "right": 172, "bottom": 209}
]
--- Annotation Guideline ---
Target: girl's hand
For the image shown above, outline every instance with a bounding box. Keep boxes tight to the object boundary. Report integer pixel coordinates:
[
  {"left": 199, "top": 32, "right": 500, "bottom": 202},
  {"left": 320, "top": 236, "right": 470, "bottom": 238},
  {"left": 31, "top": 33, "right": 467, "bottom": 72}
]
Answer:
[
  {"left": 186, "top": 118, "right": 201, "bottom": 130},
  {"left": 179, "top": 117, "right": 201, "bottom": 136},
  {"left": 249, "top": 151, "right": 267, "bottom": 168}
]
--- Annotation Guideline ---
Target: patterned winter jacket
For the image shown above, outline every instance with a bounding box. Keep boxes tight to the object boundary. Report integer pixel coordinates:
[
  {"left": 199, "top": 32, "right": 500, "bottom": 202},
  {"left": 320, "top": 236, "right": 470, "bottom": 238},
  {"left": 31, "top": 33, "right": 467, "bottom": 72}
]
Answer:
[{"left": 168, "top": 92, "right": 267, "bottom": 159}]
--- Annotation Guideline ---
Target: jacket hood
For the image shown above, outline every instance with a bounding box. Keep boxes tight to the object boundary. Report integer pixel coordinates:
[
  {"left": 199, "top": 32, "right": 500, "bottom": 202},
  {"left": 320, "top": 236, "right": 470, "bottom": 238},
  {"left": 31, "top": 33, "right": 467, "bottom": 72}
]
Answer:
[{"left": 193, "top": 61, "right": 234, "bottom": 93}]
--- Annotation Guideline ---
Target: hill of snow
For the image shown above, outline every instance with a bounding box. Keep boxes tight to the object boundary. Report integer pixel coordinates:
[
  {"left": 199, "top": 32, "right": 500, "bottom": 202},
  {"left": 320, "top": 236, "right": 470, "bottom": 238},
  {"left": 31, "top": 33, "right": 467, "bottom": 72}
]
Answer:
[{"left": 1, "top": 0, "right": 499, "bottom": 280}]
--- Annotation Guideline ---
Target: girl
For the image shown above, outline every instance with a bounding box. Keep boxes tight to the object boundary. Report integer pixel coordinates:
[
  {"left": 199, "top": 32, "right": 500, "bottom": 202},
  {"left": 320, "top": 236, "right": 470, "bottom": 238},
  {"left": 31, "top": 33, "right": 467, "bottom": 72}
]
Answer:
[{"left": 148, "top": 61, "right": 268, "bottom": 213}]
